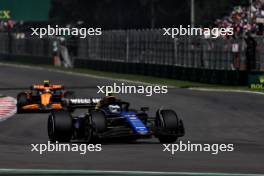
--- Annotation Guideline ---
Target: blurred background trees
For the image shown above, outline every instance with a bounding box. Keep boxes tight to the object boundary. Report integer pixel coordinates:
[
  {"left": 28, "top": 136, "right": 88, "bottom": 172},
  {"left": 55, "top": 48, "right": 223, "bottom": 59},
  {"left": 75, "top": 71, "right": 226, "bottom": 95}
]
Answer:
[{"left": 49, "top": 0, "right": 249, "bottom": 29}]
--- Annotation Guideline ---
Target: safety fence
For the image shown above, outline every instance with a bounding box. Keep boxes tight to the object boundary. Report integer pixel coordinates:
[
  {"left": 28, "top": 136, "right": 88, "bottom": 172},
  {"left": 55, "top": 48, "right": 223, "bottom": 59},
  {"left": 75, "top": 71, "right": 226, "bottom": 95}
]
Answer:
[
  {"left": 0, "top": 32, "right": 53, "bottom": 64},
  {"left": 78, "top": 30, "right": 249, "bottom": 71},
  {"left": 0, "top": 30, "right": 264, "bottom": 85}
]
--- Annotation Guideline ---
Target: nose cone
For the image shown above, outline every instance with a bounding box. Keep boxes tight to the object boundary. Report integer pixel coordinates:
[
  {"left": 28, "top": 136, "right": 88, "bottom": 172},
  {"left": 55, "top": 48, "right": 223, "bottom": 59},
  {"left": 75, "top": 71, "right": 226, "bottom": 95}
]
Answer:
[{"left": 41, "top": 93, "right": 52, "bottom": 105}]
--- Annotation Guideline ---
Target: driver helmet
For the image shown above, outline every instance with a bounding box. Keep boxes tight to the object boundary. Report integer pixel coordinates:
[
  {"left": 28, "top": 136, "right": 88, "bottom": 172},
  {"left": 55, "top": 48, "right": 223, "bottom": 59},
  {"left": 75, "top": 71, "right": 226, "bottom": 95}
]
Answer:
[
  {"left": 43, "top": 80, "right": 50, "bottom": 87},
  {"left": 102, "top": 92, "right": 117, "bottom": 104}
]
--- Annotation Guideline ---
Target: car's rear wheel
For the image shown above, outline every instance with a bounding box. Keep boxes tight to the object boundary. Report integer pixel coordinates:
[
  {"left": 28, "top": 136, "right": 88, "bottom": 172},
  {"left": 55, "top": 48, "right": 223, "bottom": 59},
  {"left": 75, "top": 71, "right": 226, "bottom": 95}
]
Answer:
[
  {"left": 84, "top": 111, "right": 106, "bottom": 143},
  {"left": 84, "top": 117, "right": 93, "bottom": 143},
  {"left": 91, "top": 111, "right": 106, "bottom": 133},
  {"left": 156, "top": 109, "right": 179, "bottom": 143},
  {"left": 48, "top": 110, "right": 72, "bottom": 142}
]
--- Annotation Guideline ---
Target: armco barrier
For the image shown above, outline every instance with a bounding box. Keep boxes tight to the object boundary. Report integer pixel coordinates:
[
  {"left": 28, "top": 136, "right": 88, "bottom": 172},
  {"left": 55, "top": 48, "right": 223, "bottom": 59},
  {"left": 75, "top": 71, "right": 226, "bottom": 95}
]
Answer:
[{"left": 73, "top": 58, "right": 248, "bottom": 85}]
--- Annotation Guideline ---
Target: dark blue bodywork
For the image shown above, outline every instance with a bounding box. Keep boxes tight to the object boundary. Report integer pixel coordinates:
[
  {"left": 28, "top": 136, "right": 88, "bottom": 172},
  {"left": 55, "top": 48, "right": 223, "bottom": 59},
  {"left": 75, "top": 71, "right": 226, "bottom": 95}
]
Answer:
[
  {"left": 101, "top": 106, "right": 149, "bottom": 135},
  {"left": 121, "top": 112, "right": 149, "bottom": 134}
]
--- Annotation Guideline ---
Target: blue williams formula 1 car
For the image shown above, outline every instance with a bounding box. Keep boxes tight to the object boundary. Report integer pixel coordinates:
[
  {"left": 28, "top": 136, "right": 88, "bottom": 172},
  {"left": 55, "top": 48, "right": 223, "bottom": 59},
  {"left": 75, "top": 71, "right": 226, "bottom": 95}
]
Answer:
[{"left": 47, "top": 96, "right": 185, "bottom": 143}]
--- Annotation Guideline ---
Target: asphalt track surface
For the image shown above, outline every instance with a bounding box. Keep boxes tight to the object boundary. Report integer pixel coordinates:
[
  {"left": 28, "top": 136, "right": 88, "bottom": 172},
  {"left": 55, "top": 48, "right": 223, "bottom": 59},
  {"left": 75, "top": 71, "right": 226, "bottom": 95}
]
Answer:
[{"left": 0, "top": 64, "right": 263, "bottom": 174}]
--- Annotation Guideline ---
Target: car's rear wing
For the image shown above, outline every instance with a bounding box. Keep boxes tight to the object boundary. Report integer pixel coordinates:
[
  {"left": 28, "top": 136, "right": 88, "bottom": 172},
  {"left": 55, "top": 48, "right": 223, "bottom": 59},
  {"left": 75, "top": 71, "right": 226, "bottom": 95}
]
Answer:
[{"left": 62, "top": 98, "right": 101, "bottom": 109}]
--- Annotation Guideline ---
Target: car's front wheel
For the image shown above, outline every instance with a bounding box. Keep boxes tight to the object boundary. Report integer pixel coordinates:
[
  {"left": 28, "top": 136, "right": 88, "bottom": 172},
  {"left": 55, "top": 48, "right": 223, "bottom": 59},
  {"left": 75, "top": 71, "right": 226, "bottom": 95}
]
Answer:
[
  {"left": 48, "top": 110, "right": 72, "bottom": 142},
  {"left": 91, "top": 111, "right": 106, "bottom": 133},
  {"left": 155, "top": 109, "right": 179, "bottom": 143},
  {"left": 17, "top": 93, "right": 28, "bottom": 113}
]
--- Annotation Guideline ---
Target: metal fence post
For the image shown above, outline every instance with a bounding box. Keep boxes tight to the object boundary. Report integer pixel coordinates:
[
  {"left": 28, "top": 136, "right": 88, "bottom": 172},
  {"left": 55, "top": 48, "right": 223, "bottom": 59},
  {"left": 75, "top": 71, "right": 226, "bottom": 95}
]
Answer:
[{"left": 126, "top": 32, "right": 129, "bottom": 63}]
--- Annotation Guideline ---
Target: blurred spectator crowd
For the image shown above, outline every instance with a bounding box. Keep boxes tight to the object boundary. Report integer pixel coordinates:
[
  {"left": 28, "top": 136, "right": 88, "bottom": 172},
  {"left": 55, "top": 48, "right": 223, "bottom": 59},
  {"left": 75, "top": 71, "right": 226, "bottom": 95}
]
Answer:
[
  {"left": 0, "top": 20, "right": 15, "bottom": 31},
  {"left": 215, "top": 0, "right": 264, "bottom": 36}
]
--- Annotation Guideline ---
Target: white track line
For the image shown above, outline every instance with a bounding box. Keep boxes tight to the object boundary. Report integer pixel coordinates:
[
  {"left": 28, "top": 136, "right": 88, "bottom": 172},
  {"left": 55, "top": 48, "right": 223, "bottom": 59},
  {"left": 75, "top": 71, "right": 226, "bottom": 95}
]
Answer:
[
  {"left": 188, "top": 87, "right": 264, "bottom": 95},
  {"left": 0, "top": 168, "right": 262, "bottom": 176}
]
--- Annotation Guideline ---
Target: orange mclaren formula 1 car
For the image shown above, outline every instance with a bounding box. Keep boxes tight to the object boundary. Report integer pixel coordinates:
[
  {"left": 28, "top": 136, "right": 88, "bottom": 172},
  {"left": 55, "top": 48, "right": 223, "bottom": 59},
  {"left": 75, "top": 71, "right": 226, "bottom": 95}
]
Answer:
[{"left": 17, "top": 80, "right": 75, "bottom": 113}]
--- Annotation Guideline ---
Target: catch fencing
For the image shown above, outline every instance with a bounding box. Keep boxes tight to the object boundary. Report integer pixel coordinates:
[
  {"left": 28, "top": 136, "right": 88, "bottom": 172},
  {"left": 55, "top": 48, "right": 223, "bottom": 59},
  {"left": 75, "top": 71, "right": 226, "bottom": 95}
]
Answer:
[
  {"left": 0, "top": 30, "right": 264, "bottom": 84},
  {"left": 78, "top": 30, "right": 247, "bottom": 71}
]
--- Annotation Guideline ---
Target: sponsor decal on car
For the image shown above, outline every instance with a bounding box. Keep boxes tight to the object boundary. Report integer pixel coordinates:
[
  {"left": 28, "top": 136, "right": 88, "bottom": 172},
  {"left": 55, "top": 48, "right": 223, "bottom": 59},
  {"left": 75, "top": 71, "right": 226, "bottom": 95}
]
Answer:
[
  {"left": 122, "top": 112, "right": 149, "bottom": 134},
  {"left": 70, "top": 98, "right": 101, "bottom": 104}
]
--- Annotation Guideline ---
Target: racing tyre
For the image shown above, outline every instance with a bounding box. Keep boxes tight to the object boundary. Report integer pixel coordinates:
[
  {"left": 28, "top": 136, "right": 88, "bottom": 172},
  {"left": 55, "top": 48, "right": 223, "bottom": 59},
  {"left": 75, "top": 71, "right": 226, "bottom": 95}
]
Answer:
[
  {"left": 84, "top": 117, "right": 93, "bottom": 143},
  {"left": 48, "top": 110, "right": 72, "bottom": 142},
  {"left": 84, "top": 111, "right": 106, "bottom": 143},
  {"left": 156, "top": 109, "right": 179, "bottom": 143},
  {"left": 91, "top": 111, "right": 106, "bottom": 133},
  {"left": 17, "top": 93, "right": 28, "bottom": 106},
  {"left": 17, "top": 93, "right": 28, "bottom": 113}
]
